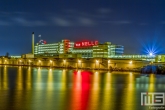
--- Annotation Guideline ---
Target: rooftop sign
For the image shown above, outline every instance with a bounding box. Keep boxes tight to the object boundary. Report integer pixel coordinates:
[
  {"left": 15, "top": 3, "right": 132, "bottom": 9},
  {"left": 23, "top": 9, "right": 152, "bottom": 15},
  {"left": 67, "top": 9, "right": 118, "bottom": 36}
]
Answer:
[{"left": 74, "top": 40, "right": 98, "bottom": 48}]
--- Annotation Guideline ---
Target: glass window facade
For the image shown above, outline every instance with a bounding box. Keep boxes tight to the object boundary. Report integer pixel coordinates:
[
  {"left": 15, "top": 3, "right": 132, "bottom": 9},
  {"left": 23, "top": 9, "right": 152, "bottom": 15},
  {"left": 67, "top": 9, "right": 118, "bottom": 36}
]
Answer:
[{"left": 34, "top": 39, "right": 124, "bottom": 58}]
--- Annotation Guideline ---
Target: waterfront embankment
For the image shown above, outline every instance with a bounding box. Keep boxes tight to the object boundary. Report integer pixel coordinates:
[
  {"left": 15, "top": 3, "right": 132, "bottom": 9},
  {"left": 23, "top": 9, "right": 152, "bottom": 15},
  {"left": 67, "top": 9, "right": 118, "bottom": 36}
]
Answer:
[{"left": 0, "top": 58, "right": 150, "bottom": 72}]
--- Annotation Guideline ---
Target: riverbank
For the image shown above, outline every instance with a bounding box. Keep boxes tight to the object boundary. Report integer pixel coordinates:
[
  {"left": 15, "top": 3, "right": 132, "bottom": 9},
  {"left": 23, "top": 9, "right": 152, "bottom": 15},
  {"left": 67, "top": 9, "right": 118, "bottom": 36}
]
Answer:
[
  {"left": 0, "top": 58, "right": 150, "bottom": 72},
  {"left": 0, "top": 63, "right": 142, "bottom": 72}
]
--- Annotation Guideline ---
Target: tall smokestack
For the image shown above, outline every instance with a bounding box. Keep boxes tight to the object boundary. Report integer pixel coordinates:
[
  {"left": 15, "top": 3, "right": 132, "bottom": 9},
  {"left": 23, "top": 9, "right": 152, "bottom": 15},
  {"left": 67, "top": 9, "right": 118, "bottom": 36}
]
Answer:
[{"left": 32, "top": 32, "right": 34, "bottom": 54}]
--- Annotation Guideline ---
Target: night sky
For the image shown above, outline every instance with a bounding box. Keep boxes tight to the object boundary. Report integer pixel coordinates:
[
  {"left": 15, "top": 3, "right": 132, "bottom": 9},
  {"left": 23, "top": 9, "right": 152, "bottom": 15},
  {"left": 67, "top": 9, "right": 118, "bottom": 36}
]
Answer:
[{"left": 0, "top": 0, "right": 165, "bottom": 55}]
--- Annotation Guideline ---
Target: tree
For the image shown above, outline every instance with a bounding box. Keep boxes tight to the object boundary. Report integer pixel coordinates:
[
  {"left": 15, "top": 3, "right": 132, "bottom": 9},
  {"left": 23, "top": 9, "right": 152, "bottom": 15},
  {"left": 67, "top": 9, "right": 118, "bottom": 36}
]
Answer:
[{"left": 5, "top": 52, "right": 9, "bottom": 57}]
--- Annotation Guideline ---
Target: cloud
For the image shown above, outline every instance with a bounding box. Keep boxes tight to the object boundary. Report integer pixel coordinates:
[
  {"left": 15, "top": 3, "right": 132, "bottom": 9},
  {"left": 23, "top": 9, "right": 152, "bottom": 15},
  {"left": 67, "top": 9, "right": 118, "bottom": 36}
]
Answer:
[
  {"left": 51, "top": 17, "right": 71, "bottom": 26},
  {"left": 13, "top": 17, "right": 47, "bottom": 26},
  {"left": 97, "top": 8, "right": 111, "bottom": 14},
  {"left": 161, "top": 21, "right": 165, "bottom": 24},
  {"left": 102, "top": 20, "right": 132, "bottom": 25},
  {"left": 77, "top": 17, "right": 95, "bottom": 26},
  {"left": 138, "top": 23, "right": 148, "bottom": 26},
  {"left": 0, "top": 11, "right": 29, "bottom": 17},
  {"left": 0, "top": 21, "right": 10, "bottom": 26}
]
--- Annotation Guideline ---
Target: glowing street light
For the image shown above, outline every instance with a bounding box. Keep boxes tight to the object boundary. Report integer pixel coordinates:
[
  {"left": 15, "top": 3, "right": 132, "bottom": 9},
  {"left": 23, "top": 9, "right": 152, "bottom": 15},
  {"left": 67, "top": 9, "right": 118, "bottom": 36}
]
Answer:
[
  {"left": 38, "top": 60, "right": 41, "bottom": 66},
  {"left": 78, "top": 60, "right": 81, "bottom": 63},
  {"left": 78, "top": 60, "right": 82, "bottom": 68},
  {"left": 49, "top": 60, "right": 53, "bottom": 67},
  {"left": 95, "top": 60, "right": 100, "bottom": 69},
  {"left": 63, "top": 59, "right": 66, "bottom": 67},
  {"left": 129, "top": 61, "right": 132, "bottom": 64}
]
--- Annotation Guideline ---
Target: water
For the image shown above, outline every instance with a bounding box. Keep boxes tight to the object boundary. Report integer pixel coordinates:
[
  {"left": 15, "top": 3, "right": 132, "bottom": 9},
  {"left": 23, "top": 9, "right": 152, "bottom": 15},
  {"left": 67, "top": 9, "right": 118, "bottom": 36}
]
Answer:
[{"left": 0, "top": 66, "right": 165, "bottom": 110}]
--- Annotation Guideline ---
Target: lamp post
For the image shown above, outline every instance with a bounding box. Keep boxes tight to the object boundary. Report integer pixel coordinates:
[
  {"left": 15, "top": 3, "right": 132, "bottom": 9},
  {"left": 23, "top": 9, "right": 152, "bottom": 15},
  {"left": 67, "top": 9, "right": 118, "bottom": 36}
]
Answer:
[
  {"left": 28, "top": 60, "right": 31, "bottom": 65},
  {"left": 4, "top": 60, "right": 7, "bottom": 65},
  {"left": 129, "top": 60, "right": 132, "bottom": 64},
  {"left": 78, "top": 60, "right": 82, "bottom": 68},
  {"left": 63, "top": 59, "right": 66, "bottom": 68},
  {"left": 108, "top": 60, "right": 110, "bottom": 70},
  {"left": 50, "top": 60, "right": 53, "bottom": 67},
  {"left": 129, "top": 60, "right": 133, "bottom": 71},
  {"left": 95, "top": 60, "right": 99, "bottom": 69},
  {"left": 19, "top": 60, "right": 22, "bottom": 65},
  {"left": 38, "top": 60, "right": 41, "bottom": 66}
]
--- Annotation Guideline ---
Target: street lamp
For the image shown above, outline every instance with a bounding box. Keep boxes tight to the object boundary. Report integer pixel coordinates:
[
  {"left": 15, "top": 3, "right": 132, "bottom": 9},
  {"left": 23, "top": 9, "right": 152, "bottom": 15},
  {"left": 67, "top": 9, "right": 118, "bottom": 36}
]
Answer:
[
  {"left": 95, "top": 60, "right": 99, "bottom": 69},
  {"left": 78, "top": 60, "right": 81, "bottom": 63},
  {"left": 29, "top": 60, "right": 31, "bottom": 65},
  {"left": 108, "top": 60, "right": 110, "bottom": 70},
  {"left": 4, "top": 60, "right": 6, "bottom": 64},
  {"left": 50, "top": 60, "right": 53, "bottom": 67},
  {"left": 78, "top": 60, "right": 82, "bottom": 68},
  {"left": 19, "top": 60, "right": 22, "bottom": 65},
  {"left": 108, "top": 60, "right": 110, "bottom": 63},
  {"left": 129, "top": 60, "right": 132, "bottom": 64},
  {"left": 38, "top": 60, "right": 41, "bottom": 66},
  {"left": 63, "top": 59, "right": 66, "bottom": 67}
]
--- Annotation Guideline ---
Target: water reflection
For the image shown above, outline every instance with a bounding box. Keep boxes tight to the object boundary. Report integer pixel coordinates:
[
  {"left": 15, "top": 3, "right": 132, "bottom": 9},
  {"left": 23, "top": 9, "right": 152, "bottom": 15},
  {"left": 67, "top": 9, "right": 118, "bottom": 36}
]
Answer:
[
  {"left": 88, "top": 71, "right": 100, "bottom": 110},
  {"left": 148, "top": 74, "right": 155, "bottom": 92},
  {"left": 122, "top": 72, "right": 135, "bottom": 110},
  {"left": 45, "top": 68, "right": 54, "bottom": 110},
  {"left": 47, "top": 68, "right": 53, "bottom": 90},
  {"left": 26, "top": 67, "right": 32, "bottom": 90},
  {"left": 36, "top": 67, "right": 42, "bottom": 90},
  {"left": 0, "top": 66, "right": 165, "bottom": 110},
  {"left": 0, "top": 66, "right": 9, "bottom": 110},
  {"left": 101, "top": 72, "right": 115, "bottom": 110},
  {"left": 16, "top": 66, "right": 23, "bottom": 90},
  {"left": 2, "top": 66, "right": 8, "bottom": 90},
  {"left": 69, "top": 70, "right": 82, "bottom": 110}
]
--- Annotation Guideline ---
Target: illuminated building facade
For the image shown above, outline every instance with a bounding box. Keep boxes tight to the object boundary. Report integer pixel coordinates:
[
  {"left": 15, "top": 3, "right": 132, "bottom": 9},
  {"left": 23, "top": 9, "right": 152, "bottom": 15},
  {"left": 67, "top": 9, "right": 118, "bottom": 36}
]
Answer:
[
  {"left": 34, "top": 39, "right": 74, "bottom": 56},
  {"left": 155, "top": 55, "right": 165, "bottom": 62},
  {"left": 34, "top": 39, "right": 124, "bottom": 58},
  {"left": 93, "top": 42, "right": 124, "bottom": 58}
]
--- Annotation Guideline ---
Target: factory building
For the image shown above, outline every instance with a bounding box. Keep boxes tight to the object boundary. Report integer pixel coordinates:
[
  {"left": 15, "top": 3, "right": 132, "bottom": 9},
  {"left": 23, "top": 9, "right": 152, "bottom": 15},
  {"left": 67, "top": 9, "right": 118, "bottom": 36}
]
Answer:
[
  {"left": 93, "top": 42, "right": 124, "bottom": 58},
  {"left": 34, "top": 39, "right": 124, "bottom": 58},
  {"left": 34, "top": 39, "right": 74, "bottom": 56}
]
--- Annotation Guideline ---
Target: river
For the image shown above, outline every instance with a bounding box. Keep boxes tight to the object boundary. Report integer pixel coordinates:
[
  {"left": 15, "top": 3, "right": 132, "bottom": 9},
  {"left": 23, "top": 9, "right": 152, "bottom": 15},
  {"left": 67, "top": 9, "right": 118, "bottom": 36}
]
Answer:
[{"left": 0, "top": 66, "right": 165, "bottom": 110}]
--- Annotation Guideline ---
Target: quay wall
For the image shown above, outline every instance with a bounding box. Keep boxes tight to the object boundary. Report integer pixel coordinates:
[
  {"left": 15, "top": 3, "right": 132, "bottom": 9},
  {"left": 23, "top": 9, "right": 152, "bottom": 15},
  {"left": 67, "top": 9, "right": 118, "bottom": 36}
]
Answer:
[{"left": 0, "top": 58, "right": 150, "bottom": 70}]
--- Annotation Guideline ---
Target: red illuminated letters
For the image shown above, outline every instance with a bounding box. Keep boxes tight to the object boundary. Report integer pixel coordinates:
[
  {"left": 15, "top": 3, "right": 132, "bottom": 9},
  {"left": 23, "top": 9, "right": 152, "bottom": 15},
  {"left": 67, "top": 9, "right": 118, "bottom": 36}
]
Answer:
[{"left": 74, "top": 40, "right": 98, "bottom": 48}]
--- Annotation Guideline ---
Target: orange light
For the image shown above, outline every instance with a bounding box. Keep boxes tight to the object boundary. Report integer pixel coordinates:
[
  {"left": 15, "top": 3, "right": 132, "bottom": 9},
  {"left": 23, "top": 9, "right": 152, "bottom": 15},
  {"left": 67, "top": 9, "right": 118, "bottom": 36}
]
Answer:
[{"left": 129, "top": 61, "right": 132, "bottom": 64}]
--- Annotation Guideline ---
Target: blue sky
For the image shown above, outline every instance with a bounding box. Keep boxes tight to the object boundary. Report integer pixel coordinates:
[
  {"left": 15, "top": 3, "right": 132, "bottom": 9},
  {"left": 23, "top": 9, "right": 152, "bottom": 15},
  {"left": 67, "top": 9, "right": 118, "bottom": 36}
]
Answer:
[{"left": 0, "top": 0, "right": 165, "bottom": 55}]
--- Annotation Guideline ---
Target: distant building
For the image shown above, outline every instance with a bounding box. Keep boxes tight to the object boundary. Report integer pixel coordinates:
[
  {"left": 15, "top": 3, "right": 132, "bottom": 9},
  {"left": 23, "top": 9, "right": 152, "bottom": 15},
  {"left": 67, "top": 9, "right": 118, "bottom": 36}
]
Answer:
[
  {"left": 93, "top": 42, "right": 124, "bottom": 58},
  {"left": 155, "top": 55, "right": 165, "bottom": 62},
  {"left": 34, "top": 39, "right": 124, "bottom": 58}
]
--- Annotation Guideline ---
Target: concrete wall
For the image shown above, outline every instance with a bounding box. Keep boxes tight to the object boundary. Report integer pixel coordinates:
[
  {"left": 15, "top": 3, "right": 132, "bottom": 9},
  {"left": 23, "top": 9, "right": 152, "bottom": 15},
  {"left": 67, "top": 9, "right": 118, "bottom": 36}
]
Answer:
[{"left": 0, "top": 58, "right": 150, "bottom": 70}]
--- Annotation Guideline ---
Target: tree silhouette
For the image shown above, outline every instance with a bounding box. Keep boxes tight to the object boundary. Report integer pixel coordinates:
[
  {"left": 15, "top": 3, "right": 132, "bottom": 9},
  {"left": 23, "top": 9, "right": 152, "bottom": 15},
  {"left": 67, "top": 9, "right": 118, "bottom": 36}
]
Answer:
[{"left": 5, "top": 52, "right": 9, "bottom": 57}]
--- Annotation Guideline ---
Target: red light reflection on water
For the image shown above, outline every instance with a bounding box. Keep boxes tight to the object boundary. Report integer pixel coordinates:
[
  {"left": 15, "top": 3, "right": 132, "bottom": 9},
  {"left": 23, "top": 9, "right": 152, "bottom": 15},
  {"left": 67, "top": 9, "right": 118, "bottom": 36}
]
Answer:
[{"left": 69, "top": 70, "right": 92, "bottom": 110}]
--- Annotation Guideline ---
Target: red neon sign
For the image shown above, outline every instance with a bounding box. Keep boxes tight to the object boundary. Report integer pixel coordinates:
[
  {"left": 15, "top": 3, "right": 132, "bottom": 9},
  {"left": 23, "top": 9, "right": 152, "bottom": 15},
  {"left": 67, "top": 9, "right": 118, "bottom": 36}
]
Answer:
[{"left": 74, "top": 40, "right": 98, "bottom": 48}]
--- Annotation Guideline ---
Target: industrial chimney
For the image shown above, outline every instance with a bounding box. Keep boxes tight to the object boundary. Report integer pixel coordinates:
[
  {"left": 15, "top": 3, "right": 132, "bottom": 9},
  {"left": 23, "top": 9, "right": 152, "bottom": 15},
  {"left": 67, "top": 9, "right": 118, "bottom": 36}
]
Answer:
[{"left": 32, "top": 32, "right": 34, "bottom": 54}]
